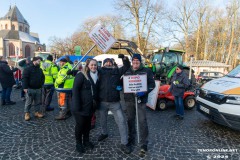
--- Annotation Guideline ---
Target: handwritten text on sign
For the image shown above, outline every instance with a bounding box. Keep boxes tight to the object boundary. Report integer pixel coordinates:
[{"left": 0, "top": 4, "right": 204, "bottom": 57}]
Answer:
[
  {"left": 123, "top": 74, "right": 147, "bottom": 93},
  {"left": 89, "top": 24, "right": 116, "bottom": 53}
]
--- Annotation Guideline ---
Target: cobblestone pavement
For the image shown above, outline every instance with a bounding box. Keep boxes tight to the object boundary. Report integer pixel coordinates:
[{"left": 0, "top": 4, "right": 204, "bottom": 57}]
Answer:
[{"left": 0, "top": 88, "right": 240, "bottom": 160}]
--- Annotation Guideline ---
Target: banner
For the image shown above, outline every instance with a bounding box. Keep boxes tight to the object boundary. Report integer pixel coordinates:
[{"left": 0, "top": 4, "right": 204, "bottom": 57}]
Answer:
[{"left": 89, "top": 24, "right": 116, "bottom": 53}]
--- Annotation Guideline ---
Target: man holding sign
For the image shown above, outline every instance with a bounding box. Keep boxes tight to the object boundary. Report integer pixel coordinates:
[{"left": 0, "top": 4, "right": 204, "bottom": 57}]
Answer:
[{"left": 123, "top": 54, "right": 155, "bottom": 157}]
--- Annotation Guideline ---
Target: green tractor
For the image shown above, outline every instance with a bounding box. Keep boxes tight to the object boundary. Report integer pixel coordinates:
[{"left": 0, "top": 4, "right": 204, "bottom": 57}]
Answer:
[
  {"left": 110, "top": 40, "right": 195, "bottom": 86},
  {"left": 148, "top": 48, "right": 194, "bottom": 84}
]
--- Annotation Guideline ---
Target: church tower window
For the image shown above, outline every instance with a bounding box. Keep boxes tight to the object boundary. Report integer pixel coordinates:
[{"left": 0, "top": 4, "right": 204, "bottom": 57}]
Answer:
[
  {"left": 25, "top": 45, "right": 31, "bottom": 57},
  {"left": 12, "top": 25, "right": 15, "bottom": 30},
  {"left": 5, "top": 24, "right": 8, "bottom": 29},
  {"left": 19, "top": 26, "right": 23, "bottom": 31},
  {"left": 9, "top": 43, "right": 15, "bottom": 56},
  {"left": 25, "top": 27, "right": 28, "bottom": 33}
]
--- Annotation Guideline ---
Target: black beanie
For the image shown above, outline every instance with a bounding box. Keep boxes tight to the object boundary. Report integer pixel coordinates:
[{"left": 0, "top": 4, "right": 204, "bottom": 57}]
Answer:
[
  {"left": 32, "top": 56, "right": 41, "bottom": 62},
  {"left": 177, "top": 64, "right": 184, "bottom": 70},
  {"left": 132, "top": 54, "right": 142, "bottom": 62},
  {"left": 103, "top": 58, "right": 113, "bottom": 65},
  {"left": 60, "top": 58, "right": 68, "bottom": 62},
  {"left": 47, "top": 55, "right": 53, "bottom": 61}
]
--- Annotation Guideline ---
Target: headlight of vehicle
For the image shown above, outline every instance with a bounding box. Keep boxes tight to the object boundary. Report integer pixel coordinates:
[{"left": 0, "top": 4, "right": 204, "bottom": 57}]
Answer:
[{"left": 226, "top": 95, "right": 240, "bottom": 105}]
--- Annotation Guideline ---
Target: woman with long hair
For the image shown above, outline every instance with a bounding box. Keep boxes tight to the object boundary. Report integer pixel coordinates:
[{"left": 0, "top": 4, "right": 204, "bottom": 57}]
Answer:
[{"left": 72, "top": 59, "right": 99, "bottom": 153}]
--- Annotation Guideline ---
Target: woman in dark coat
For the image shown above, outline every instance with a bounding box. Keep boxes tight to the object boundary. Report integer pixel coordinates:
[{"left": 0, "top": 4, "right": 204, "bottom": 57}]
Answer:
[
  {"left": 169, "top": 65, "right": 190, "bottom": 120},
  {"left": 0, "top": 57, "right": 18, "bottom": 105},
  {"left": 72, "top": 59, "right": 99, "bottom": 153}
]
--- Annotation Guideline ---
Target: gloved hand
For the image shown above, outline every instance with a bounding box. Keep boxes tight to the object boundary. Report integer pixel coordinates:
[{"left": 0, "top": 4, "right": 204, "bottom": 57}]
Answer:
[
  {"left": 173, "top": 81, "right": 179, "bottom": 85},
  {"left": 13, "top": 67, "right": 19, "bottom": 72},
  {"left": 118, "top": 54, "right": 125, "bottom": 59},
  {"left": 66, "top": 69, "right": 73, "bottom": 75},
  {"left": 136, "top": 92, "right": 145, "bottom": 97},
  {"left": 116, "top": 86, "right": 122, "bottom": 91}
]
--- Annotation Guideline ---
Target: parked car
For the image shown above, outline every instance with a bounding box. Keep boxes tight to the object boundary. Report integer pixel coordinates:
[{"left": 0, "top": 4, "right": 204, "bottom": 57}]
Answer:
[{"left": 197, "top": 71, "right": 224, "bottom": 84}]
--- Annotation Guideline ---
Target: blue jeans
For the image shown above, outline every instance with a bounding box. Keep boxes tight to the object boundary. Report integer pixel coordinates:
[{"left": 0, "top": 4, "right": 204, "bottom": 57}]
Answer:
[
  {"left": 2, "top": 87, "right": 12, "bottom": 102},
  {"left": 98, "top": 101, "right": 128, "bottom": 145},
  {"left": 174, "top": 96, "right": 184, "bottom": 117}
]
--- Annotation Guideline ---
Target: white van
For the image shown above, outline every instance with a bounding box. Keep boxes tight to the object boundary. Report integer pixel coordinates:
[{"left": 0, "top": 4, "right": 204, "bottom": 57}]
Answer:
[{"left": 196, "top": 65, "right": 240, "bottom": 130}]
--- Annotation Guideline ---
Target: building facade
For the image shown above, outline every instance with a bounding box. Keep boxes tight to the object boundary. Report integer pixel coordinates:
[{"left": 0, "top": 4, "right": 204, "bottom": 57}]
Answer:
[
  {"left": 0, "top": 5, "right": 45, "bottom": 58},
  {"left": 185, "top": 60, "right": 231, "bottom": 76}
]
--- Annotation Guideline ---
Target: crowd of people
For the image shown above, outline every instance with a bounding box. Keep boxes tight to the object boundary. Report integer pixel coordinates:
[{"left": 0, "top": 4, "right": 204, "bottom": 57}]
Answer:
[{"left": 0, "top": 53, "right": 190, "bottom": 157}]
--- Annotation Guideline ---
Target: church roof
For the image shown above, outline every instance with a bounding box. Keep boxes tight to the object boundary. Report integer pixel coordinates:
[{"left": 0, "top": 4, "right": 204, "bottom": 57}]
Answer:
[
  {"left": 0, "top": 30, "right": 40, "bottom": 43},
  {"left": 0, "top": 30, "right": 19, "bottom": 40},
  {"left": 0, "top": 5, "right": 29, "bottom": 25},
  {"left": 19, "top": 31, "right": 39, "bottom": 43}
]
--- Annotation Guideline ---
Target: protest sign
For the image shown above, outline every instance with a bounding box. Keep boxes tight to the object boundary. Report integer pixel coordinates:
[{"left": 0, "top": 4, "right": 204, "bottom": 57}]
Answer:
[
  {"left": 123, "top": 74, "right": 147, "bottom": 93},
  {"left": 89, "top": 24, "right": 116, "bottom": 53}
]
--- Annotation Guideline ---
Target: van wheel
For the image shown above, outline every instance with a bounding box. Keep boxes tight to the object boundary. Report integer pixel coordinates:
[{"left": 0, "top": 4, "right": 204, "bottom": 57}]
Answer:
[
  {"left": 184, "top": 96, "right": 196, "bottom": 110},
  {"left": 157, "top": 99, "right": 167, "bottom": 110}
]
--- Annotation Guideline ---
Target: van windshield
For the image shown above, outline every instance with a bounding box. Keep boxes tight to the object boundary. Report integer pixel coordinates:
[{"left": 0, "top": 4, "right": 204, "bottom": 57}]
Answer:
[{"left": 226, "top": 65, "right": 240, "bottom": 78}]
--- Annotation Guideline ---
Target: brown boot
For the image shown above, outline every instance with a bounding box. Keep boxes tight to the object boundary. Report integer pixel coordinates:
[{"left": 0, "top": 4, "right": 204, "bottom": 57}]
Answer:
[
  {"left": 34, "top": 112, "right": 44, "bottom": 118},
  {"left": 55, "top": 110, "right": 66, "bottom": 120},
  {"left": 25, "top": 112, "right": 30, "bottom": 121}
]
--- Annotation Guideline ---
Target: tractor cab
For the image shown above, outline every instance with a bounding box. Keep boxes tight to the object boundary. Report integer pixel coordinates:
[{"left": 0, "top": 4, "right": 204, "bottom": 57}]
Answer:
[{"left": 150, "top": 48, "right": 185, "bottom": 84}]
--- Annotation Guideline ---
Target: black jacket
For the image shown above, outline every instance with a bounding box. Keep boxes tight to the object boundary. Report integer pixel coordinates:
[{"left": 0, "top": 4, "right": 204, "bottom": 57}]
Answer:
[
  {"left": 98, "top": 57, "right": 130, "bottom": 102},
  {"left": 0, "top": 61, "right": 18, "bottom": 88},
  {"left": 72, "top": 71, "right": 99, "bottom": 116},
  {"left": 124, "top": 64, "right": 156, "bottom": 103},
  {"left": 169, "top": 71, "right": 190, "bottom": 97},
  {"left": 22, "top": 63, "right": 45, "bottom": 89}
]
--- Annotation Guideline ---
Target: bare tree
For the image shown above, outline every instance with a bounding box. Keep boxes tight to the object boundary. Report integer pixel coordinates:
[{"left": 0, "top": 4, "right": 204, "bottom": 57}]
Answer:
[
  {"left": 114, "top": 0, "right": 165, "bottom": 54},
  {"left": 225, "top": 0, "right": 240, "bottom": 65},
  {"left": 194, "top": 0, "right": 210, "bottom": 60},
  {"left": 167, "top": 0, "right": 196, "bottom": 61}
]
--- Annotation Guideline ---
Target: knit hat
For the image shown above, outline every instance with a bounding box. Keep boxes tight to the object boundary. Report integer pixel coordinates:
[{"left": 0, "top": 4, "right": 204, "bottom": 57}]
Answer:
[
  {"left": 103, "top": 58, "right": 113, "bottom": 65},
  {"left": 32, "top": 56, "right": 41, "bottom": 62},
  {"left": 47, "top": 55, "right": 53, "bottom": 61},
  {"left": 132, "top": 54, "right": 141, "bottom": 62},
  {"left": 177, "top": 64, "right": 184, "bottom": 70},
  {"left": 60, "top": 58, "right": 68, "bottom": 62}
]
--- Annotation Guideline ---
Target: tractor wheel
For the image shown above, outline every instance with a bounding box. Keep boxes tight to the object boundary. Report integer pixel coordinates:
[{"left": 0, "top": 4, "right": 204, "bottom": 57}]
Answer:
[
  {"left": 157, "top": 99, "right": 167, "bottom": 110},
  {"left": 184, "top": 96, "right": 196, "bottom": 110}
]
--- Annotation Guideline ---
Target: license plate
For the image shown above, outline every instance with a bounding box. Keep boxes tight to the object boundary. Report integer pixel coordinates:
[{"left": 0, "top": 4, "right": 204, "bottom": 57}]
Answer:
[{"left": 200, "top": 105, "right": 210, "bottom": 114}]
